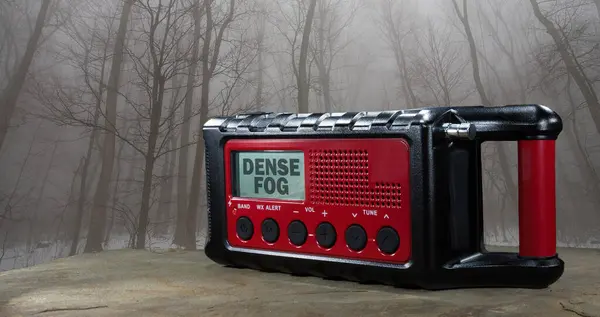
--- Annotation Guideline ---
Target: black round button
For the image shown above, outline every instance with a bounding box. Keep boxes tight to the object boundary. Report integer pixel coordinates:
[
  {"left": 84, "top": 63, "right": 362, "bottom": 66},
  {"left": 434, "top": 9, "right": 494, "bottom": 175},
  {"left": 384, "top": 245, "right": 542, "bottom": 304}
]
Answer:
[
  {"left": 345, "top": 224, "right": 367, "bottom": 251},
  {"left": 376, "top": 227, "right": 400, "bottom": 254},
  {"left": 316, "top": 222, "right": 336, "bottom": 248},
  {"left": 288, "top": 220, "right": 308, "bottom": 246},
  {"left": 236, "top": 216, "right": 254, "bottom": 241},
  {"left": 261, "top": 218, "right": 280, "bottom": 243}
]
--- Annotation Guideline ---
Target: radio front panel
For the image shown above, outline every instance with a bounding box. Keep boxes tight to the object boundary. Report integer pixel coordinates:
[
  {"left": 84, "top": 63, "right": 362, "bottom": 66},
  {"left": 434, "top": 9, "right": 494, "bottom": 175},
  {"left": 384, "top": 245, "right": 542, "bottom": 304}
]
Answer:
[
  {"left": 224, "top": 138, "right": 412, "bottom": 264},
  {"left": 204, "top": 105, "right": 565, "bottom": 290}
]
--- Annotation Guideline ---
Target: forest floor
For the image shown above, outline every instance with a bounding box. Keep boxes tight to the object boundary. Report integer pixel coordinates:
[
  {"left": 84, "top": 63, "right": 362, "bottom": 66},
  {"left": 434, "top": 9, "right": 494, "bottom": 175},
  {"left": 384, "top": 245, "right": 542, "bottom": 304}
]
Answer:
[{"left": 0, "top": 247, "right": 599, "bottom": 317}]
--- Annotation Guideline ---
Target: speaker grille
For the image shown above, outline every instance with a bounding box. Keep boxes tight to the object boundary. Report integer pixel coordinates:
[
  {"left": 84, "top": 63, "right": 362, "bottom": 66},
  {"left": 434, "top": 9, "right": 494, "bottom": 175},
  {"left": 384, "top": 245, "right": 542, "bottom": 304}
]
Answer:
[{"left": 308, "top": 149, "right": 402, "bottom": 208}]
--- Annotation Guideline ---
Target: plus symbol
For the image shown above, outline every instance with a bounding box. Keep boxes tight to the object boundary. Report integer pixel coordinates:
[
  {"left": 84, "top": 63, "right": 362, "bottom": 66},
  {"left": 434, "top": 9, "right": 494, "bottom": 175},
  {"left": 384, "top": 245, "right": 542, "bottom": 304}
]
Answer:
[{"left": 322, "top": 210, "right": 328, "bottom": 217}]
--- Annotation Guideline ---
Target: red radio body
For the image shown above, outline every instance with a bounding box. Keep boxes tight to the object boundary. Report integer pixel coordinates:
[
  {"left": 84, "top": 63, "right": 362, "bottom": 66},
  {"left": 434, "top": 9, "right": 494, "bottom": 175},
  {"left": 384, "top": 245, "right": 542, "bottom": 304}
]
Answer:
[
  {"left": 203, "top": 105, "right": 564, "bottom": 290},
  {"left": 224, "top": 138, "right": 412, "bottom": 264}
]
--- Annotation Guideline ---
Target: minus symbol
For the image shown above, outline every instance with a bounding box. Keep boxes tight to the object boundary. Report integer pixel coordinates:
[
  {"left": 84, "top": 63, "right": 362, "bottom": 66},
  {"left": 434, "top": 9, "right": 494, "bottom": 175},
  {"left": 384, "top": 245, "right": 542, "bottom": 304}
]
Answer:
[{"left": 293, "top": 210, "right": 299, "bottom": 214}]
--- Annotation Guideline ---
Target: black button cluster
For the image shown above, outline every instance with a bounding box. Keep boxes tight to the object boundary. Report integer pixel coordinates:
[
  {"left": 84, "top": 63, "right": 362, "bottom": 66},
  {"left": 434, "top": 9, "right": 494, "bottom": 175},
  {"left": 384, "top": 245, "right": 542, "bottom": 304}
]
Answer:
[
  {"left": 236, "top": 216, "right": 253, "bottom": 241},
  {"left": 376, "top": 227, "right": 400, "bottom": 254},
  {"left": 261, "top": 218, "right": 279, "bottom": 243},
  {"left": 235, "top": 217, "right": 400, "bottom": 254},
  {"left": 288, "top": 221, "right": 308, "bottom": 246},
  {"left": 316, "top": 222, "right": 337, "bottom": 248},
  {"left": 345, "top": 224, "right": 367, "bottom": 251}
]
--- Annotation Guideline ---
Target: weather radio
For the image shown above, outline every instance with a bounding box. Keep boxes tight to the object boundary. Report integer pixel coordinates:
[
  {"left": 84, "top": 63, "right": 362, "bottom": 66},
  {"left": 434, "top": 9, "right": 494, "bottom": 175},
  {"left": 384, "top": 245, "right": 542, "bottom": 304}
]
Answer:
[{"left": 202, "top": 104, "right": 565, "bottom": 290}]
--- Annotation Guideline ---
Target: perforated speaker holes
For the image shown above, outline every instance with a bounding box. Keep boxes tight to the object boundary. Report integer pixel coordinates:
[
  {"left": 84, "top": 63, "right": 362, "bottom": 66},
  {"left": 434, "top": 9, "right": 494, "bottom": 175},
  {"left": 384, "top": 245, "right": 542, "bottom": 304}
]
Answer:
[{"left": 308, "top": 149, "right": 402, "bottom": 208}]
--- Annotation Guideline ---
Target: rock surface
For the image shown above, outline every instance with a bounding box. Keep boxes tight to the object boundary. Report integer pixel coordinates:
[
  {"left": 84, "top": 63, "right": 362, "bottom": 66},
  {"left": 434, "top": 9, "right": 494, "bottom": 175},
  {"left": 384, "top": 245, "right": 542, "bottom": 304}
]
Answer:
[{"left": 1, "top": 247, "right": 599, "bottom": 317}]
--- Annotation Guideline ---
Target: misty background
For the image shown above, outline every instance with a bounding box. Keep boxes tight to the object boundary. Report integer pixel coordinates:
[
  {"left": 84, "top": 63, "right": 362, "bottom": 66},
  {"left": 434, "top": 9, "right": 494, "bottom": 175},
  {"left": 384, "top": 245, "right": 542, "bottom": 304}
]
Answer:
[{"left": 0, "top": 0, "right": 599, "bottom": 271}]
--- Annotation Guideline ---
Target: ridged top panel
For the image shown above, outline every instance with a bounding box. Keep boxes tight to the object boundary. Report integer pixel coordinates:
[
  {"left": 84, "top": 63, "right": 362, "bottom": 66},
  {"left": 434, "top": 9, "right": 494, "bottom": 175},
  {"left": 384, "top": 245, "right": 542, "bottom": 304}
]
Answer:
[
  {"left": 203, "top": 105, "right": 563, "bottom": 139},
  {"left": 204, "top": 109, "right": 428, "bottom": 133}
]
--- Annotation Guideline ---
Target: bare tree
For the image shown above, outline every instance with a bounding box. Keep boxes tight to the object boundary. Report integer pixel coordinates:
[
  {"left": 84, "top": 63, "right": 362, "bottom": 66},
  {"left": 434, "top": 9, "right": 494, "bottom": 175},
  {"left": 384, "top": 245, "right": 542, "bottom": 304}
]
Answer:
[
  {"left": 1, "top": 120, "right": 44, "bottom": 229},
  {"left": 127, "top": 0, "right": 194, "bottom": 250},
  {"left": 173, "top": 0, "right": 205, "bottom": 247},
  {"left": 412, "top": 17, "right": 469, "bottom": 105},
  {"left": 451, "top": 0, "right": 489, "bottom": 105},
  {"left": 525, "top": 1, "right": 600, "bottom": 239},
  {"left": 156, "top": 74, "right": 181, "bottom": 236},
  {"left": 529, "top": 0, "right": 600, "bottom": 133},
  {"left": 104, "top": 119, "right": 132, "bottom": 245},
  {"left": 335, "top": 44, "right": 373, "bottom": 111},
  {"left": 254, "top": 1, "right": 267, "bottom": 110},
  {"left": 451, "top": 0, "right": 518, "bottom": 216},
  {"left": 44, "top": 5, "right": 121, "bottom": 256},
  {"left": 83, "top": 0, "right": 135, "bottom": 253},
  {"left": 311, "top": 0, "right": 359, "bottom": 112},
  {"left": 377, "top": 0, "right": 419, "bottom": 109},
  {"left": 25, "top": 137, "right": 59, "bottom": 257},
  {"left": 476, "top": 0, "right": 527, "bottom": 103},
  {"left": 269, "top": 51, "right": 296, "bottom": 111},
  {"left": 297, "top": 0, "right": 317, "bottom": 112},
  {"left": 186, "top": 0, "right": 237, "bottom": 250}
]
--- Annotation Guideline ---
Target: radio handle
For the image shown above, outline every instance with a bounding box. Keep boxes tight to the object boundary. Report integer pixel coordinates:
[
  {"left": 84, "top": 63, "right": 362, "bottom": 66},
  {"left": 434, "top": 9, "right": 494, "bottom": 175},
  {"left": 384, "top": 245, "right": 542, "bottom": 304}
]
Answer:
[
  {"left": 443, "top": 105, "right": 561, "bottom": 259},
  {"left": 442, "top": 104, "right": 562, "bottom": 141}
]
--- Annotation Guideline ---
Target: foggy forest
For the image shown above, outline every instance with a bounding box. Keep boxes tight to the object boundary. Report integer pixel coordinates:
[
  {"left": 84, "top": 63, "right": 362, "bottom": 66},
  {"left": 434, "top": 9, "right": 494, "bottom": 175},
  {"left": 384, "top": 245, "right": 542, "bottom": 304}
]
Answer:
[{"left": 0, "top": 0, "right": 599, "bottom": 272}]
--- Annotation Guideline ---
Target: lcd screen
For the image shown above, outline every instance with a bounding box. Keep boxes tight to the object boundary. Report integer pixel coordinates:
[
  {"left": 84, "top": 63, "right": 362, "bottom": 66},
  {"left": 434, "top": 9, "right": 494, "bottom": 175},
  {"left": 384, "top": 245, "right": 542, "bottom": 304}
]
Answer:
[{"left": 233, "top": 151, "right": 305, "bottom": 200}]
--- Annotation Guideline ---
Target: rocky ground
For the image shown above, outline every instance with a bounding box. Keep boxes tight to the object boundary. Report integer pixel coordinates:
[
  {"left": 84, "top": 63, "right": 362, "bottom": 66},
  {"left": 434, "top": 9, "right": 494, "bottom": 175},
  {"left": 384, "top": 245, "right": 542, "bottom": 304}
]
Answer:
[{"left": 0, "top": 247, "right": 599, "bottom": 317}]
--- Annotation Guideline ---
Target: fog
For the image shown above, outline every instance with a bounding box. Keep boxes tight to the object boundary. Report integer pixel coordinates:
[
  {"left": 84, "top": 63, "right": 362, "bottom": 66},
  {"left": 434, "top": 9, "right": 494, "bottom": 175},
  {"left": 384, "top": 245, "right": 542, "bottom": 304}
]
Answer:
[{"left": 1, "top": 0, "right": 599, "bottom": 271}]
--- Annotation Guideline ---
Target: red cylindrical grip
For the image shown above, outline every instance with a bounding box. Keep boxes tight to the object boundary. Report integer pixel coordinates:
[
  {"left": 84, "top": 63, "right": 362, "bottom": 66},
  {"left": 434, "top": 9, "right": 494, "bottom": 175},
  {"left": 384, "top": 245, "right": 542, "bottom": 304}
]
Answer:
[{"left": 517, "top": 140, "right": 557, "bottom": 258}]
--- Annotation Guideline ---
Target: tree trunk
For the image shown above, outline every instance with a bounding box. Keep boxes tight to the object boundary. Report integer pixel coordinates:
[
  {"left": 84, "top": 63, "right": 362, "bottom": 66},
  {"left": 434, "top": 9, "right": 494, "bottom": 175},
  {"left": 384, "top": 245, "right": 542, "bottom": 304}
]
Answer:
[
  {"left": 69, "top": 26, "right": 110, "bottom": 256},
  {"left": 84, "top": 0, "right": 134, "bottom": 253},
  {"left": 122, "top": 146, "right": 138, "bottom": 237},
  {"left": 315, "top": 2, "right": 332, "bottom": 112},
  {"left": 185, "top": 0, "right": 235, "bottom": 250},
  {"left": 157, "top": 155, "right": 171, "bottom": 235},
  {"left": 63, "top": 159, "right": 83, "bottom": 246},
  {"left": 380, "top": 2, "right": 417, "bottom": 109},
  {"left": 297, "top": 0, "right": 317, "bottom": 113},
  {"left": 27, "top": 139, "right": 59, "bottom": 254},
  {"left": 156, "top": 167, "right": 172, "bottom": 234},
  {"left": 475, "top": 47, "right": 510, "bottom": 100},
  {"left": 452, "top": 0, "right": 489, "bottom": 105},
  {"left": 136, "top": 73, "right": 165, "bottom": 249},
  {"left": 165, "top": 137, "right": 177, "bottom": 229},
  {"left": 256, "top": 8, "right": 265, "bottom": 110},
  {"left": 105, "top": 124, "right": 128, "bottom": 245},
  {"left": 0, "top": 0, "right": 51, "bottom": 152},
  {"left": 185, "top": 0, "right": 214, "bottom": 251},
  {"left": 174, "top": 0, "right": 202, "bottom": 246},
  {"left": 157, "top": 76, "right": 180, "bottom": 236},
  {"left": 185, "top": 112, "right": 208, "bottom": 250},
  {"left": 398, "top": 46, "right": 418, "bottom": 108},
  {"left": 69, "top": 129, "right": 97, "bottom": 256},
  {"left": 320, "top": 74, "right": 332, "bottom": 112},
  {"left": 564, "top": 75, "right": 600, "bottom": 201},
  {"left": 136, "top": 155, "right": 155, "bottom": 249},
  {"left": 104, "top": 159, "right": 120, "bottom": 246},
  {"left": 477, "top": 2, "right": 526, "bottom": 102}
]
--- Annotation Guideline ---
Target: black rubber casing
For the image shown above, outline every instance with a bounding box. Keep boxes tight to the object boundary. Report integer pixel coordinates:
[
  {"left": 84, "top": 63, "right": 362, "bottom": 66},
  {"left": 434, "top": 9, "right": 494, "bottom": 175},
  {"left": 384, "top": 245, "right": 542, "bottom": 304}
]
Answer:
[{"left": 202, "top": 104, "right": 565, "bottom": 290}]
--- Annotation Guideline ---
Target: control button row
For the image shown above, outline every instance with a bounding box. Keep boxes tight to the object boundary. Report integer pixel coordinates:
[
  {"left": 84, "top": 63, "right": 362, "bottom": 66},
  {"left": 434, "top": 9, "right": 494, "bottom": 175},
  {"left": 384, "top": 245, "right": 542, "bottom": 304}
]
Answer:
[
  {"left": 288, "top": 220, "right": 307, "bottom": 246},
  {"left": 235, "top": 217, "right": 399, "bottom": 254},
  {"left": 346, "top": 224, "right": 367, "bottom": 251}
]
